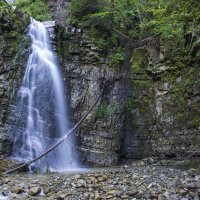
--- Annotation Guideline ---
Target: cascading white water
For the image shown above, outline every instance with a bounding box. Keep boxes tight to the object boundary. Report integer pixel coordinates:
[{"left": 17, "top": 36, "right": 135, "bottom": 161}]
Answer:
[{"left": 12, "top": 18, "right": 78, "bottom": 172}]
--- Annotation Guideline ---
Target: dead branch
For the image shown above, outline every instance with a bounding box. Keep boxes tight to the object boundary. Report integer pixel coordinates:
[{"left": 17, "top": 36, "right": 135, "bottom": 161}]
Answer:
[{"left": 3, "top": 83, "right": 107, "bottom": 174}]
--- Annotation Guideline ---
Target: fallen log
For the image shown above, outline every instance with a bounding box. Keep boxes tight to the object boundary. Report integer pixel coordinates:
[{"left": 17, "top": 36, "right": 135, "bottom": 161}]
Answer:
[{"left": 3, "top": 82, "right": 107, "bottom": 174}]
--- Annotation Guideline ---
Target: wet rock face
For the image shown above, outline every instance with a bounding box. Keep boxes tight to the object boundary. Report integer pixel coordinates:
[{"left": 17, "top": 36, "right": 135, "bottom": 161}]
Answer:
[
  {"left": 55, "top": 26, "right": 131, "bottom": 166},
  {"left": 1, "top": 1, "right": 199, "bottom": 166},
  {"left": 0, "top": 1, "right": 29, "bottom": 157},
  {"left": 46, "top": 0, "right": 68, "bottom": 26},
  {"left": 128, "top": 40, "right": 200, "bottom": 160},
  {"left": 55, "top": 21, "right": 200, "bottom": 165}
]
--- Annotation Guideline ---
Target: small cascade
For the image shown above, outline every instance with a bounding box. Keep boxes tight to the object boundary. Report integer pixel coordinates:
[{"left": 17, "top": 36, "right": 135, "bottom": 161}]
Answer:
[{"left": 12, "top": 18, "right": 78, "bottom": 172}]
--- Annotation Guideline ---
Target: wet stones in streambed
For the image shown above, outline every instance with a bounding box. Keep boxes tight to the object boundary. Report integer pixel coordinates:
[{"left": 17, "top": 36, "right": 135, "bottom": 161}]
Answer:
[
  {"left": 29, "top": 187, "right": 41, "bottom": 196},
  {"left": 0, "top": 163, "right": 200, "bottom": 199},
  {"left": 11, "top": 186, "right": 25, "bottom": 194}
]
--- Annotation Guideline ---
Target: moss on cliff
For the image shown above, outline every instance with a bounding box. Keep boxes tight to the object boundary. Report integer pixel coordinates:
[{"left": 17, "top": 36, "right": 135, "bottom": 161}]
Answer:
[
  {"left": 129, "top": 40, "right": 200, "bottom": 157},
  {"left": 0, "top": 0, "right": 30, "bottom": 156}
]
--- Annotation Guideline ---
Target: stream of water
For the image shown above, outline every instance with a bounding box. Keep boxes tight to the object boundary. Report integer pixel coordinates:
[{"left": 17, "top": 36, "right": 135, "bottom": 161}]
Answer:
[{"left": 12, "top": 18, "right": 78, "bottom": 172}]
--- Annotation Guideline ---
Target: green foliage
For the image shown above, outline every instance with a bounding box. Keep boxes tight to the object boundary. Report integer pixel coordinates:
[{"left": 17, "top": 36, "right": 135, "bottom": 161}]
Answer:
[
  {"left": 0, "top": 0, "right": 30, "bottom": 32},
  {"left": 69, "top": 0, "right": 134, "bottom": 66},
  {"left": 0, "top": 1, "right": 15, "bottom": 16},
  {"left": 109, "top": 48, "right": 125, "bottom": 66},
  {"left": 68, "top": 0, "right": 99, "bottom": 25},
  {"left": 85, "top": 27, "right": 110, "bottom": 51},
  {"left": 69, "top": 0, "right": 140, "bottom": 36},
  {"left": 69, "top": 0, "right": 200, "bottom": 68},
  {"left": 0, "top": 0, "right": 6, "bottom": 13},
  {"left": 14, "top": 0, "right": 51, "bottom": 21},
  {"left": 131, "top": 49, "right": 148, "bottom": 72},
  {"left": 139, "top": 0, "right": 200, "bottom": 63},
  {"left": 83, "top": 11, "right": 112, "bottom": 29}
]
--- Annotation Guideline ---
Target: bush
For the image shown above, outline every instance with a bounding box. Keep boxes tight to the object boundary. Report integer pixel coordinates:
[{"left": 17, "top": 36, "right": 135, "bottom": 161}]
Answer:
[
  {"left": 109, "top": 49, "right": 125, "bottom": 66},
  {"left": 14, "top": 0, "right": 51, "bottom": 21}
]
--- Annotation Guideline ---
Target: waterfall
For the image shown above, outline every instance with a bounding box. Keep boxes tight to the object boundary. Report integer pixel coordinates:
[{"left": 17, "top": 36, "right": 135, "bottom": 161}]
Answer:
[{"left": 12, "top": 18, "right": 78, "bottom": 172}]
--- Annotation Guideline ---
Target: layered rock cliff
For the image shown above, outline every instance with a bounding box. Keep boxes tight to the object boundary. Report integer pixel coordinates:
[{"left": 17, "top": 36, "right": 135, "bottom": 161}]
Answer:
[
  {"left": 0, "top": 0, "right": 199, "bottom": 167},
  {"left": 54, "top": 25, "right": 132, "bottom": 166},
  {"left": 54, "top": 24, "right": 200, "bottom": 165},
  {"left": 128, "top": 40, "right": 200, "bottom": 159},
  {"left": 0, "top": 0, "right": 29, "bottom": 157}
]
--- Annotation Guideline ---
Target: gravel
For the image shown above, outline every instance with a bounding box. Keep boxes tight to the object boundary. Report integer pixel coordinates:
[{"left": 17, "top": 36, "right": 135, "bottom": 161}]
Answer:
[{"left": 0, "top": 160, "right": 200, "bottom": 199}]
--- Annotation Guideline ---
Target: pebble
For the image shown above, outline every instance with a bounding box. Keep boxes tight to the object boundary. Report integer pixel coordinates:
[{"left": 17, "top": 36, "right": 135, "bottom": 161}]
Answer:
[
  {"left": 29, "top": 186, "right": 41, "bottom": 196},
  {"left": 107, "top": 190, "right": 117, "bottom": 195},
  {"left": 11, "top": 187, "right": 25, "bottom": 194},
  {"left": 0, "top": 161, "right": 199, "bottom": 199},
  {"left": 179, "top": 189, "right": 188, "bottom": 196}
]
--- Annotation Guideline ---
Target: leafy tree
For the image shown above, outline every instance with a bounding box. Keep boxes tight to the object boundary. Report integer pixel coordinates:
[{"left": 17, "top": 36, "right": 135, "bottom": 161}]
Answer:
[
  {"left": 138, "top": 0, "right": 200, "bottom": 62},
  {"left": 68, "top": 0, "right": 200, "bottom": 65}
]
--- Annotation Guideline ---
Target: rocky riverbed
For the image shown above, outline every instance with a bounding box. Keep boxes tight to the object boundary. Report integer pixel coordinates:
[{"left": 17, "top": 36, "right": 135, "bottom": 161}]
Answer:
[{"left": 0, "top": 159, "right": 200, "bottom": 200}]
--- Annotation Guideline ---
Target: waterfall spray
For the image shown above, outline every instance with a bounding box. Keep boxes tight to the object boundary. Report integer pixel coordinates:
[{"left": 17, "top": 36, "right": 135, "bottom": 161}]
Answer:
[{"left": 12, "top": 18, "right": 78, "bottom": 172}]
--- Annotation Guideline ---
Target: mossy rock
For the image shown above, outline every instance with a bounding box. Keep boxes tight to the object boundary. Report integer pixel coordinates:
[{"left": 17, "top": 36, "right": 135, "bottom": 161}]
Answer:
[{"left": 131, "top": 48, "right": 148, "bottom": 73}]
